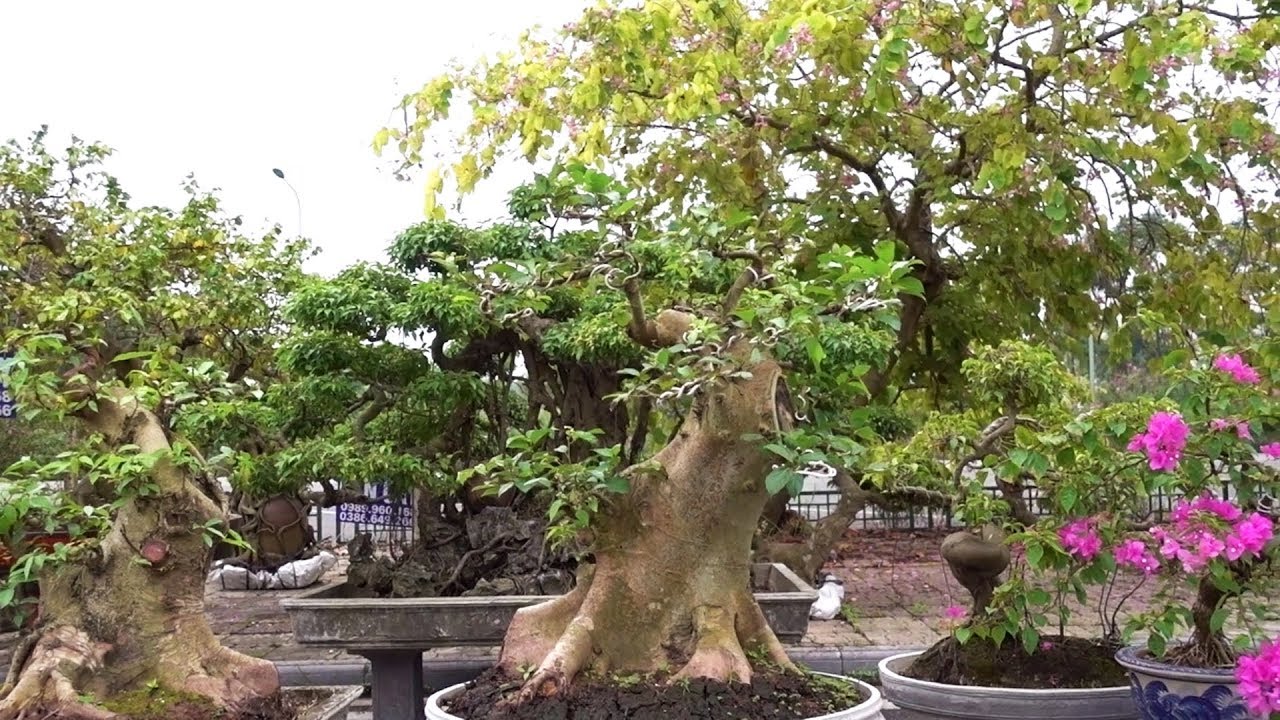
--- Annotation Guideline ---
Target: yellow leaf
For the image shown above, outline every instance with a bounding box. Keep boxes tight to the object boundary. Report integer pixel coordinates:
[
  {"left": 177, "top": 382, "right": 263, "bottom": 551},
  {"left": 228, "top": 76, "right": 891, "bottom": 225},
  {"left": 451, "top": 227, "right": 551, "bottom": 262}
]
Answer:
[
  {"left": 372, "top": 128, "right": 391, "bottom": 155},
  {"left": 423, "top": 167, "right": 445, "bottom": 220}
]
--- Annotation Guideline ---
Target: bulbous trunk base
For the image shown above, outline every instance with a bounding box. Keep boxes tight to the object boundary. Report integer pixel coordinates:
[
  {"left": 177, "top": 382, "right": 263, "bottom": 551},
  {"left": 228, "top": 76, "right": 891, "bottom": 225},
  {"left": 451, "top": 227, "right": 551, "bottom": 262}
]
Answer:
[
  {"left": 497, "top": 347, "right": 799, "bottom": 701},
  {"left": 0, "top": 610, "right": 277, "bottom": 720}
]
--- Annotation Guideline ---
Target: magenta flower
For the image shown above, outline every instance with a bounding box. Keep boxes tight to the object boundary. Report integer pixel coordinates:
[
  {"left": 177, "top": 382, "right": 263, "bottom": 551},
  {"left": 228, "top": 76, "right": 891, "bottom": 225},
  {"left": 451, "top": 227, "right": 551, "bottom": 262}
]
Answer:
[
  {"left": 1214, "top": 418, "right": 1254, "bottom": 440},
  {"left": 1150, "top": 498, "right": 1272, "bottom": 572},
  {"left": 943, "top": 604, "right": 968, "bottom": 621},
  {"left": 1236, "top": 639, "right": 1280, "bottom": 717},
  {"left": 1226, "top": 513, "right": 1275, "bottom": 561},
  {"left": 1128, "top": 412, "right": 1190, "bottom": 471},
  {"left": 1213, "top": 353, "right": 1262, "bottom": 384},
  {"left": 1262, "top": 442, "right": 1280, "bottom": 459},
  {"left": 1114, "top": 539, "right": 1160, "bottom": 575},
  {"left": 1059, "top": 518, "right": 1102, "bottom": 561}
]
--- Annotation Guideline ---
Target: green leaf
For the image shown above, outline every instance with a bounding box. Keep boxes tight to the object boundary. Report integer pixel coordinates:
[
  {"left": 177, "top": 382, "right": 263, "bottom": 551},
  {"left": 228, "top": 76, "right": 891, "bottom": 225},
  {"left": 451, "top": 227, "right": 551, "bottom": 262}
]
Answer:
[
  {"left": 1210, "top": 607, "right": 1230, "bottom": 634},
  {"left": 1027, "top": 589, "right": 1052, "bottom": 605},
  {"left": 603, "top": 474, "right": 631, "bottom": 494},
  {"left": 1022, "top": 627, "right": 1041, "bottom": 654},
  {"left": 954, "top": 626, "right": 973, "bottom": 644},
  {"left": 991, "top": 625, "right": 1008, "bottom": 646},
  {"left": 765, "top": 467, "right": 799, "bottom": 495},
  {"left": 805, "top": 337, "right": 826, "bottom": 369},
  {"left": 0, "top": 586, "right": 13, "bottom": 608},
  {"left": 1026, "top": 542, "right": 1045, "bottom": 568},
  {"left": 1060, "top": 487, "right": 1078, "bottom": 513},
  {"left": 1147, "top": 633, "right": 1167, "bottom": 657}
]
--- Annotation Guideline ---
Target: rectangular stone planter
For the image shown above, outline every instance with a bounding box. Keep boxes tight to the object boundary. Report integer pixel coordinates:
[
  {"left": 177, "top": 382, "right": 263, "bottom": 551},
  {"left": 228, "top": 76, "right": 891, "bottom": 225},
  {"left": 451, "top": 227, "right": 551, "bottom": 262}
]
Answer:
[{"left": 282, "top": 561, "right": 815, "bottom": 648}]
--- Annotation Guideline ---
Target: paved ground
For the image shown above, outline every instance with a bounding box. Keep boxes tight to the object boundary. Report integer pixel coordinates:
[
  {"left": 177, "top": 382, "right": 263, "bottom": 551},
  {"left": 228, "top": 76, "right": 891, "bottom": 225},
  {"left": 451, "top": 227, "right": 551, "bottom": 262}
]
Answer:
[{"left": 0, "top": 529, "right": 1219, "bottom": 670}]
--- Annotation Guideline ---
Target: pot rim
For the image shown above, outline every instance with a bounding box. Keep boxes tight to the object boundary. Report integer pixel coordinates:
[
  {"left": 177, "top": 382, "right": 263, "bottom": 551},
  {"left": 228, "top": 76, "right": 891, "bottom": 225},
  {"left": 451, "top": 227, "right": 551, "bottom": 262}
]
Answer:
[
  {"left": 1114, "top": 644, "right": 1238, "bottom": 682},
  {"left": 877, "top": 650, "right": 1133, "bottom": 696},
  {"left": 425, "top": 671, "right": 881, "bottom": 720}
]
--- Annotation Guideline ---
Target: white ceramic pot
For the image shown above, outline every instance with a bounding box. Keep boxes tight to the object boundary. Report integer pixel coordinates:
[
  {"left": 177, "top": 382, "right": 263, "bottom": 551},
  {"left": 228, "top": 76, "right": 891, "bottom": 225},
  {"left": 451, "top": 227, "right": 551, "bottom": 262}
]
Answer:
[
  {"left": 425, "top": 671, "right": 883, "bottom": 720},
  {"left": 878, "top": 650, "right": 1138, "bottom": 719},
  {"left": 1114, "top": 645, "right": 1251, "bottom": 720}
]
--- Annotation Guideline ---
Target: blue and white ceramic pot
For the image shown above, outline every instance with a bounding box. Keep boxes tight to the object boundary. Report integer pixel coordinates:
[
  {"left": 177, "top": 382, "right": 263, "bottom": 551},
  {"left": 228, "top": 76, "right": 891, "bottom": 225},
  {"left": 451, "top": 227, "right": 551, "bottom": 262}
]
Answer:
[{"left": 1115, "top": 646, "right": 1252, "bottom": 720}]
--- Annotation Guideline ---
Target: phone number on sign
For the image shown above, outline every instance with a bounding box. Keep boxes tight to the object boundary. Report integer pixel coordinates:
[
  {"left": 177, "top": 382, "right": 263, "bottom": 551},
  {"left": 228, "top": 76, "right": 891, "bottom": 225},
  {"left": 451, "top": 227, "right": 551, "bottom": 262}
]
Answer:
[
  {"left": 0, "top": 387, "right": 15, "bottom": 420},
  {"left": 337, "top": 502, "right": 414, "bottom": 526}
]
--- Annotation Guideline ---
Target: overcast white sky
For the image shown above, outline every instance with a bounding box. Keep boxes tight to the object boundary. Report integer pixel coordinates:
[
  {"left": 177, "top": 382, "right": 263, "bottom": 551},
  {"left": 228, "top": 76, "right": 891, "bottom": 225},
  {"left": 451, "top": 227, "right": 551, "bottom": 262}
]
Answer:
[{"left": 1, "top": 1, "right": 591, "bottom": 275}]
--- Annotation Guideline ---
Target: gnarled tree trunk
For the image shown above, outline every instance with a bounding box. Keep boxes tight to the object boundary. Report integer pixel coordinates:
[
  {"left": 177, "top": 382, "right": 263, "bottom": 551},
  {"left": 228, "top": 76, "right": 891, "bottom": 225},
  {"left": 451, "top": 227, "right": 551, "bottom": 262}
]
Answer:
[
  {"left": 0, "top": 395, "right": 277, "bottom": 720},
  {"left": 498, "top": 329, "right": 798, "bottom": 700}
]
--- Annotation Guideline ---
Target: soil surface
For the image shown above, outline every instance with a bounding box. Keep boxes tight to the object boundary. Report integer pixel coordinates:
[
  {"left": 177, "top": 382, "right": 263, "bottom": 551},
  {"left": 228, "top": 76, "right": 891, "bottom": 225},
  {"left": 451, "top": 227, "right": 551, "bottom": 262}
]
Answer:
[
  {"left": 905, "top": 635, "right": 1129, "bottom": 689},
  {"left": 444, "top": 667, "right": 866, "bottom": 719},
  {"left": 88, "top": 687, "right": 340, "bottom": 720}
]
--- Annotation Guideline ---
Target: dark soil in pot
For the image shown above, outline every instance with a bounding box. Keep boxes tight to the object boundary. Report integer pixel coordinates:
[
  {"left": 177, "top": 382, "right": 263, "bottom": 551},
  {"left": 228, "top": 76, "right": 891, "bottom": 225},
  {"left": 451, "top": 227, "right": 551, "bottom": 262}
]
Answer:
[
  {"left": 444, "top": 667, "right": 866, "bottom": 719},
  {"left": 906, "top": 635, "right": 1129, "bottom": 689}
]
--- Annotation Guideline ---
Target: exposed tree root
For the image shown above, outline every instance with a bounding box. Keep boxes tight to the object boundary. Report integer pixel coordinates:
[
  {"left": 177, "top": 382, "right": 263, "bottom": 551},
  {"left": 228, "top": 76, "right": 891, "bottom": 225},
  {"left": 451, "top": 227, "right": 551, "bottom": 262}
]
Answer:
[
  {"left": 733, "top": 592, "right": 796, "bottom": 670},
  {"left": 499, "top": 572, "right": 591, "bottom": 678},
  {"left": 515, "top": 615, "right": 597, "bottom": 703},
  {"left": 181, "top": 645, "right": 279, "bottom": 703},
  {"left": 673, "top": 606, "right": 752, "bottom": 683},
  {"left": 0, "top": 626, "right": 113, "bottom": 720}
]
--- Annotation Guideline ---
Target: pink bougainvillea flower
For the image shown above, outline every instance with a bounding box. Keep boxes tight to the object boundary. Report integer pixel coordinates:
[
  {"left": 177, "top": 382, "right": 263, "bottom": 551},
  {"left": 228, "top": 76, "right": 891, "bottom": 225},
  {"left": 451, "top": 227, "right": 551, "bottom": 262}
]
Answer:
[
  {"left": 1114, "top": 539, "right": 1160, "bottom": 575},
  {"left": 1150, "top": 498, "right": 1271, "bottom": 571},
  {"left": 943, "top": 605, "right": 968, "bottom": 620},
  {"left": 1262, "top": 442, "right": 1280, "bottom": 459},
  {"left": 1226, "top": 513, "right": 1275, "bottom": 561},
  {"left": 1236, "top": 639, "right": 1280, "bottom": 717},
  {"left": 1128, "top": 412, "right": 1190, "bottom": 471},
  {"left": 1213, "top": 353, "right": 1262, "bottom": 384},
  {"left": 1189, "top": 494, "right": 1243, "bottom": 522},
  {"left": 1211, "top": 419, "right": 1254, "bottom": 440},
  {"left": 1059, "top": 518, "right": 1102, "bottom": 561}
]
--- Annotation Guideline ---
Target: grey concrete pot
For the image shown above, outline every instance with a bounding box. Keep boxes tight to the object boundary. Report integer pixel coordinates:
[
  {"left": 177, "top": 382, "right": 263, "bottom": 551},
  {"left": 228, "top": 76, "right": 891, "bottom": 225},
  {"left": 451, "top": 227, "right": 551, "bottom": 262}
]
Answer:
[
  {"left": 877, "top": 651, "right": 1138, "bottom": 719},
  {"left": 288, "top": 686, "right": 364, "bottom": 720},
  {"left": 425, "top": 673, "right": 884, "bottom": 720},
  {"left": 1115, "top": 645, "right": 1251, "bottom": 720}
]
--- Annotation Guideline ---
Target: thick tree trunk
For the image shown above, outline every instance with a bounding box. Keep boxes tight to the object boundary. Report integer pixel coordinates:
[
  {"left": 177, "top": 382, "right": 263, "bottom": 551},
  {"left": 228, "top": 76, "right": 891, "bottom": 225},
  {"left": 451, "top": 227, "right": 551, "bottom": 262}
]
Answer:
[
  {"left": 497, "top": 342, "right": 797, "bottom": 700},
  {"left": 0, "top": 396, "right": 278, "bottom": 720}
]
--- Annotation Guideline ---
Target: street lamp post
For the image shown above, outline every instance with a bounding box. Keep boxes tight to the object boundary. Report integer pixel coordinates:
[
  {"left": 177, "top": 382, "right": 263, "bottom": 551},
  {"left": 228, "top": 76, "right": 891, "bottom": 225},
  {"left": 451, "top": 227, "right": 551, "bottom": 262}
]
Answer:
[{"left": 272, "top": 168, "right": 303, "bottom": 238}]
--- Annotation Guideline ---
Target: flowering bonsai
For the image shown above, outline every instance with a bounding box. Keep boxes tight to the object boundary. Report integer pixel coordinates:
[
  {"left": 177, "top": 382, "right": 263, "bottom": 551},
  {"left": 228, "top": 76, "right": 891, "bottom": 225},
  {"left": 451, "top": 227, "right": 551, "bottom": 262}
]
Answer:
[{"left": 870, "top": 335, "right": 1280, "bottom": 690}]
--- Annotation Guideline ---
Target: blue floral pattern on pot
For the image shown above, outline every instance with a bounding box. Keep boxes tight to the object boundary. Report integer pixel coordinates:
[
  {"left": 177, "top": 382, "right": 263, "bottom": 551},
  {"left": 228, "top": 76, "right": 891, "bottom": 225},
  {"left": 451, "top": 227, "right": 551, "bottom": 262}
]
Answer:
[{"left": 1129, "top": 677, "right": 1252, "bottom": 720}]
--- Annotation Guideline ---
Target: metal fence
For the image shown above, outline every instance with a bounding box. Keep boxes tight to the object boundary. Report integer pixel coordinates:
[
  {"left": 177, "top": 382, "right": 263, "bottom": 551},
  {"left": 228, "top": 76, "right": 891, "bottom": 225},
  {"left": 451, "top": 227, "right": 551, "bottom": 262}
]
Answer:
[
  {"left": 786, "top": 474, "right": 1247, "bottom": 530},
  {"left": 303, "top": 471, "right": 1261, "bottom": 545}
]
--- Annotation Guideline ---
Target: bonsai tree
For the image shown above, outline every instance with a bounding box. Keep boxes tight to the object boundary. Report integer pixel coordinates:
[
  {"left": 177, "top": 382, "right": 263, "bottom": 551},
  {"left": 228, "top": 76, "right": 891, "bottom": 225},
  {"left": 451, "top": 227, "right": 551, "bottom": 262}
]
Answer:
[
  {"left": 289, "top": 158, "right": 921, "bottom": 703},
  {"left": 869, "top": 329, "right": 1280, "bottom": 688},
  {"left": 383, "top": 0, "right": 1280, "bottom": 557},
  {"left": 0, "top": 131, "right": 308, "bottom": 719},
  {"left": 1112, "top": 339, "right": 1279, "bottom": 666}
]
